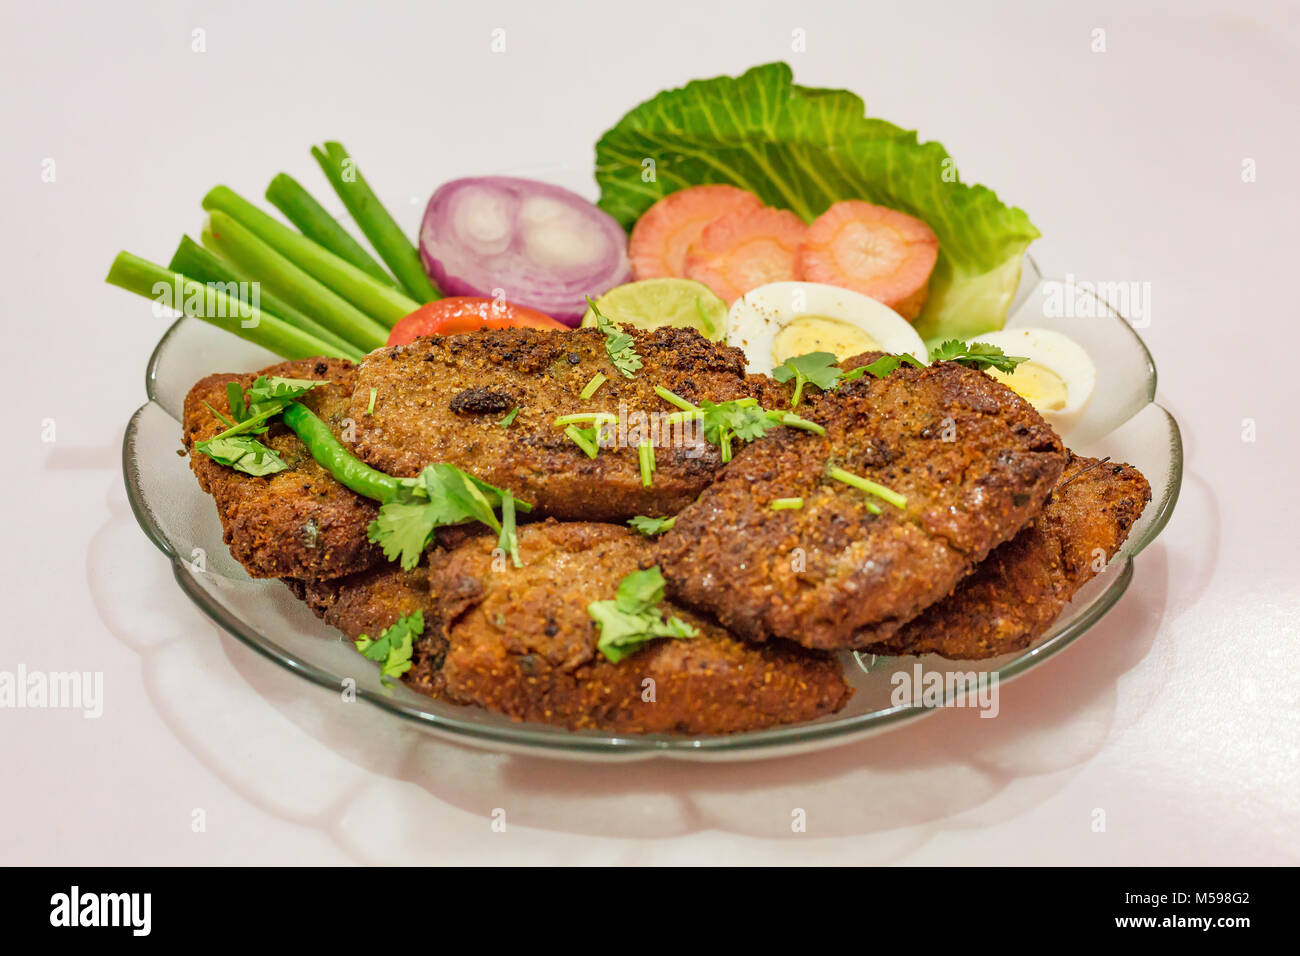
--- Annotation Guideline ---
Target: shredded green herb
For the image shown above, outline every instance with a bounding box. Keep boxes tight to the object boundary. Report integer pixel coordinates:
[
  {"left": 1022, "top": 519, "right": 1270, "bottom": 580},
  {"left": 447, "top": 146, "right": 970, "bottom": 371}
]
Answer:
[
  {"left": 565, "top": 424, "right": 600, "bottom": 459},
  {"left": 638, "top": 441, "right": 655, "bottom": 487},
  {"left": 827, "top": 466, "right": 906, "bottom": 511}
]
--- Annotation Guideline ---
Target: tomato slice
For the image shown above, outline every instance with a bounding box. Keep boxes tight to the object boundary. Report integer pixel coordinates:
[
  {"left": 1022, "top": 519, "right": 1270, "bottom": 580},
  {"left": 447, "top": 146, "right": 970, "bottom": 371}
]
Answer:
[{"left": 386, "top": 297, "right": 568, "bottom": 346}]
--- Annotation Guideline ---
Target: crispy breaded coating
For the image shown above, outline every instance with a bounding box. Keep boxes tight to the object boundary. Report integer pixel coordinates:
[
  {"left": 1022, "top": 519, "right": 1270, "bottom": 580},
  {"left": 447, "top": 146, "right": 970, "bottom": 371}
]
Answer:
[
  {"left": 425, "top": 521, "right": 851, "bottom": 733},
  {"left": 182, "top": 358, "right": 382, "bottom": 580},
  {"left": 286, "top": 564, "right": 448, "bottom": 697},
  {"left": 348, "top": 326, "right": 757, "bottom": 520},
  {"left": 656, "top": 358, "right": 1068, "bottom": 650},
  {"left": 866, "top": 454, "right": 1151, "bottom": 659}
]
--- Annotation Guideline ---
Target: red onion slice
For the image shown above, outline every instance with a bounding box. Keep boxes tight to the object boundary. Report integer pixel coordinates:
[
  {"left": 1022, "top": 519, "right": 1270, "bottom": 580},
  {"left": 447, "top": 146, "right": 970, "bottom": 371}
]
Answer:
[{"left": 420, "top": 177, "right": 631, "bottom": 326}]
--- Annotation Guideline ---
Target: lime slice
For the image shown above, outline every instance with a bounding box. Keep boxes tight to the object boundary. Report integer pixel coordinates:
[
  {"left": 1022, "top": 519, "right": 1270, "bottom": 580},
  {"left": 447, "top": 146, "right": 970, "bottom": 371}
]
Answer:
[{"left": 581, "top": 278, "right": 728, "bottom": 342}]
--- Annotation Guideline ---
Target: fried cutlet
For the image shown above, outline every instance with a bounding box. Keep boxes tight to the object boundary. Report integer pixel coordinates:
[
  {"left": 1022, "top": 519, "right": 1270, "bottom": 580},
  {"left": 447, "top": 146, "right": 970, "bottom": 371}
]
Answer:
[
  {"left": 347, "top": 326, "right": 757, "bottom": 521},
  {"left": 424, "top": 521, "right": 851, "bottom": 733},
  {"left": 182, "top": 357, "right": 383, "bottom": 581},
  {"left": 655, "top": 357, "right": 1068, "bottom": 650},
  {"left": 286, "top": 564, "right": 448, "bottom": 696},
  {"left": 865, "top": 454, "right": 1151, "bottom": 659},
  {"left": 286, "top": 522, "right": 851, "bottom": 733}
]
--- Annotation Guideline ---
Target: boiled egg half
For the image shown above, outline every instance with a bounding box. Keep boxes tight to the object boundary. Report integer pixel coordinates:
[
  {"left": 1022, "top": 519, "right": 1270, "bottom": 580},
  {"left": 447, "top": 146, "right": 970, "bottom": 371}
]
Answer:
[
  {"left": 728, "top": 281, "right": 928, "bottom": 376},
  {"left": 968, "top": 328, "right": 1097, "bottom": 434}
]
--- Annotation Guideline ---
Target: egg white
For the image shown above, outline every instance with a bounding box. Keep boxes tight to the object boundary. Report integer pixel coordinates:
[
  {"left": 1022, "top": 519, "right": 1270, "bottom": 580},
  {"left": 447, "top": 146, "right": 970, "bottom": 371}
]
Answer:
[
  {"left": 969, "top": 328, "right": 1097, "bottom": 434},
  {"left": 727, "top": 281, "right": 928, "bottom": 376}
]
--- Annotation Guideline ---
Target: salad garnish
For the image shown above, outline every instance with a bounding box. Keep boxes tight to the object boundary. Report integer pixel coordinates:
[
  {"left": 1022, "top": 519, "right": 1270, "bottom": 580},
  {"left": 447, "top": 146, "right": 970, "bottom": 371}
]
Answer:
[{"left": 596, "top": 62, "right": 1040, "bottom": 341}]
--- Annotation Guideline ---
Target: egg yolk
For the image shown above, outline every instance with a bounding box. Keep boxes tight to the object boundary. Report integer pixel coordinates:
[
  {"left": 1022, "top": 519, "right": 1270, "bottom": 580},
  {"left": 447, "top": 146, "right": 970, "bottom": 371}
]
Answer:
[
  {"left": 773, "top": 315, "right": 879, "bottom": 365},
  {"left": 986, "top": 361, "right": 1069, "bottom": 412}
]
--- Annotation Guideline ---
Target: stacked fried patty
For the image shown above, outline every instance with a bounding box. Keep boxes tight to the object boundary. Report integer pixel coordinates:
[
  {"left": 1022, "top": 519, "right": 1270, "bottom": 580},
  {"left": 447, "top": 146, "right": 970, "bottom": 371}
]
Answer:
[
  {"left": 183, "top": 328, "right": 1150, "bottom": 734},
  {"left": 182, "top": 357, "right": 383, "bottom": 580},
  {"left": 656, "top": 356, "right": 1068, "bottom": 649},
  {"left": 864, "top": 454, "right": 1151, "bottom": 659},
  {"left": 349, "top": 326, "right": 759, "bottom": 520},
  {"left": 291, "top": 523, "right": 851, "bottom": 733}
]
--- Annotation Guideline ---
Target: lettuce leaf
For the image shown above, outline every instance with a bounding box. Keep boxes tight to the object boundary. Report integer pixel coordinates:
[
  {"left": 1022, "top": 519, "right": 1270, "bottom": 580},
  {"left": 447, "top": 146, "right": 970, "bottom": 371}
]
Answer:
[{"left": 595, "top": 62, "right": 1039, "bottom": 341}]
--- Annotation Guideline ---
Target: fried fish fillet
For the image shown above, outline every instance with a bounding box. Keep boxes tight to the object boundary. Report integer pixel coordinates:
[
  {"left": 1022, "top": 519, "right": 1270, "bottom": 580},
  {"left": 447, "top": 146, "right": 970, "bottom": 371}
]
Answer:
[
  {"left": 294, "top": 522, "right": 851, "bottom": 733},
  {"left": 865, "top": 454, "right": 1151, "bottom": 659},
  {"left": 286, "top": 564, "right": 448, "bottom": 696},
  {"left": 426, "top": 521, "right": 851, "bottom": 733},
  {"left": 656, "top": 357, "right": 1068, "bottom": 650},
  {"left": 182, "top": 357, "right": 382, "bottom": 580},
  {"left": 348, "top": 326, "right": 757, "bottom": 521}
]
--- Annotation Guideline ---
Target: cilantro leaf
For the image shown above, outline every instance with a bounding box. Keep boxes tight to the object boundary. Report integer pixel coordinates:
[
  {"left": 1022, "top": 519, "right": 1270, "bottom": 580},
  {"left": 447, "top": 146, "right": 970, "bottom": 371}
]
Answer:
[
  {"left": 498, "top": 407, "right": 519, "bottom": 428},
  {"left": 588, "top": 297, "right": 643, "bottom": 378},
  {"left": 772, "top": 351, "right": 843, "bottom": 407},
  {"left": 367, "top": 464, "right": 531, "bottom": 570},
  {"left": 241, "top": 375, "right": 327, "bottom": 419},
  {"left": 194, "top": 435, "right": 288, "bottom": 476},
  {"left": 927, "top": 339, "right": 1028, "bottom": 373},
  {"left": 367, "top": 500, "right": 440, "bottom": 570},
  {"left": 587, "top": 566, "right": 698, "bottom": 663},
  {"left": 699, "top": 399, "right": 786, "bottom": 462},
  {"left": 628, "top": 515, "right": 676, "bottom": 536},
  {"left": 200, "top": 375, "right": 330, "bottom": 458},
  {"left": 841, "top": 352, "right": 927, "bottom": 382},
  {"left": 354, "top": 610, "right": 423, "bottom": 680}
]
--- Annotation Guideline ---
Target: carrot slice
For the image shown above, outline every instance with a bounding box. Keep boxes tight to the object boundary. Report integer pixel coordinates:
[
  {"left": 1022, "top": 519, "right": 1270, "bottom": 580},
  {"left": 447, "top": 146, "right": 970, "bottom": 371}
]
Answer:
[
  {"left": 682, "top": 207, "right": 807, "bottom": 304},
  {"left": 797, "top": 201, "right": 939, "bottom": 320},
  {"left": 628, "top": 185, "right": 763, "bottom": 280}
]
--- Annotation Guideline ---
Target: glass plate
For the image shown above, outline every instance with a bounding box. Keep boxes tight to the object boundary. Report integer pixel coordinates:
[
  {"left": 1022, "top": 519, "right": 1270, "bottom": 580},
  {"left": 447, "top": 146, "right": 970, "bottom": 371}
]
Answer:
[{"left": 122, "top": 246, "right": 1181, "bottom": 761}]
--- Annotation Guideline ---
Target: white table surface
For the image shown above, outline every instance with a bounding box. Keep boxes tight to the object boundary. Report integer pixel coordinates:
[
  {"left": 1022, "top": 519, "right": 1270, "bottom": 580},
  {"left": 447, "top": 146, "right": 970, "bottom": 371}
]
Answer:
[{"left": 3, "top": 0, "right": 1297, "bottom": 865}]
